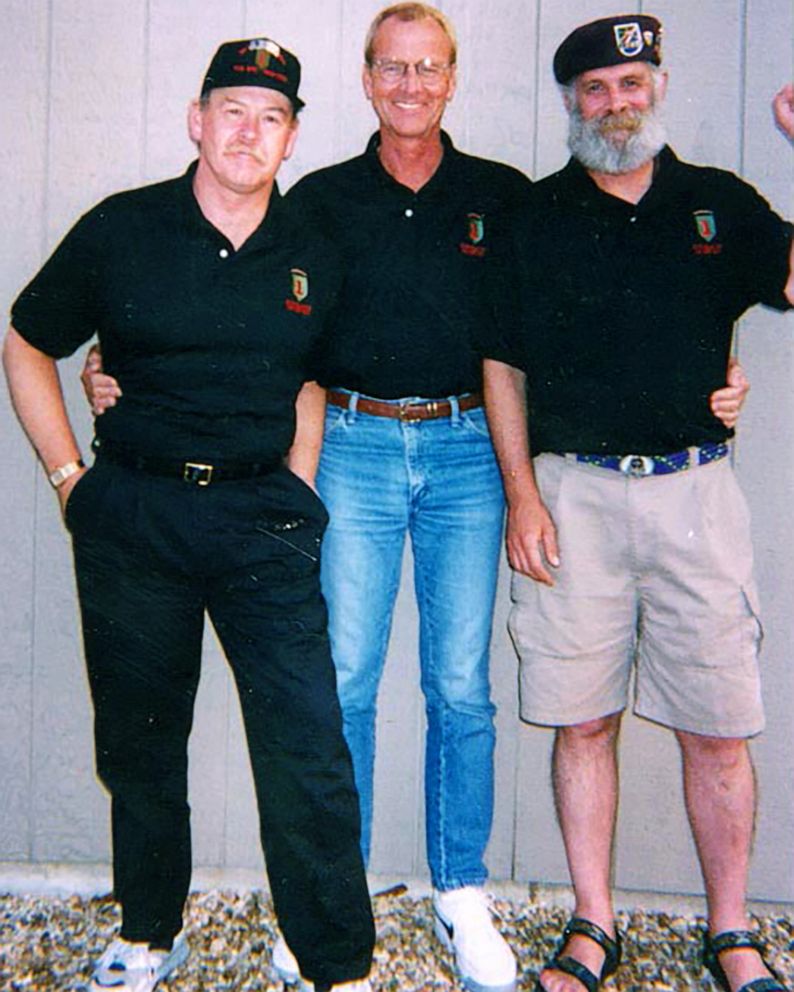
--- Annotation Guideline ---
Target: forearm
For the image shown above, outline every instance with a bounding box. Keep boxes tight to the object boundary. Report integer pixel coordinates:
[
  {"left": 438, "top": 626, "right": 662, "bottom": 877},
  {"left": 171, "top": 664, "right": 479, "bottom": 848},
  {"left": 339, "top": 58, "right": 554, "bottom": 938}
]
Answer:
[
  {"left": 483, "top": 358, "right": 540, "bottom": 502},
  {"left": 3, "top": 325, "right": 82, "bottom": 473},
  {"left": 285, "top": 380, "right": 326, "bottom": 487},
  {"left": 484, "top": 358, "right": 559, "bottom": 582}
]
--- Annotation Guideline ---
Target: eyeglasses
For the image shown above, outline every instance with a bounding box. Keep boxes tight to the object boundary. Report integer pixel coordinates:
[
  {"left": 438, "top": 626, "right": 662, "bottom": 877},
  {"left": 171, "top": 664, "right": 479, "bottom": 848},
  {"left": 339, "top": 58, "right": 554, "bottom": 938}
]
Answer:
[{"left": 369, "top": 57, "right": 452, "bottom": 84}]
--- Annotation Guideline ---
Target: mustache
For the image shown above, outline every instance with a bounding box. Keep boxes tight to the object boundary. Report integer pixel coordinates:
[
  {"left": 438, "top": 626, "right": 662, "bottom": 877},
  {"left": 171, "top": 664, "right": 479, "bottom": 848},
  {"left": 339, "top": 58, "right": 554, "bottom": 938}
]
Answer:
[
  {"left": 226, "top": 146, "right": 265, "bottom": 162},
  {"left": 597, "top": 110, "right": 644, "bottom": 134},
  {"left": 567, "top": 99, "right": 667, "bottom": 175}
]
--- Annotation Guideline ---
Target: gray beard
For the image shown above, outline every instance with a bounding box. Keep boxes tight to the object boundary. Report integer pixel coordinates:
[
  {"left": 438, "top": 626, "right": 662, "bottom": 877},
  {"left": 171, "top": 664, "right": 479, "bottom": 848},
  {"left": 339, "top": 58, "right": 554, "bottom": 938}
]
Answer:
[{"left": 568, "top": 104, "right": 667, "bottom": 174}]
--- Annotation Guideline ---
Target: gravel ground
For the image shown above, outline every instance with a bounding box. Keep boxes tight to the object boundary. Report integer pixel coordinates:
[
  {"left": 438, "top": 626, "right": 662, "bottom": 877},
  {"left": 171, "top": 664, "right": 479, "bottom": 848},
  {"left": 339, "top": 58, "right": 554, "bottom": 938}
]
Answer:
[{"left": 2, "top": 887, "right": 794, "bottom": 991}]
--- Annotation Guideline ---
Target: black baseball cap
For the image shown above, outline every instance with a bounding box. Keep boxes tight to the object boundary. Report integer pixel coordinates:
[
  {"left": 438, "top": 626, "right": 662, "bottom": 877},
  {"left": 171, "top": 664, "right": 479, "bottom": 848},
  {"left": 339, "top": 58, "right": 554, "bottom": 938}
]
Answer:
[
  {"left": 201, "top": 37, "right": 305, "bottom": 111},
  {"left": 553, "top": 15, "right": 662, "bottom": 85}
]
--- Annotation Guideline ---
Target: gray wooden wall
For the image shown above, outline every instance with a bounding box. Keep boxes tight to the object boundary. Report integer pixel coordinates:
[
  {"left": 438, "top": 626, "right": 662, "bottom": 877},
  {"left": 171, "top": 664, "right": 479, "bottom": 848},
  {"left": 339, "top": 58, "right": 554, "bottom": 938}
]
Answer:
[{"left": 2, "top": 0, "right": 793, "bottom": 903}]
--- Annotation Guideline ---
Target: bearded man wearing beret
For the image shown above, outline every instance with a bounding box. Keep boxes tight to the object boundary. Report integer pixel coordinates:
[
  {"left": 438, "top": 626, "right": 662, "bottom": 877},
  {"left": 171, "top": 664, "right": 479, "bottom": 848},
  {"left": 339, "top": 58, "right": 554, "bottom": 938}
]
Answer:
[{"left": 485, "top": 15, "right": 794, "bottom": 992}]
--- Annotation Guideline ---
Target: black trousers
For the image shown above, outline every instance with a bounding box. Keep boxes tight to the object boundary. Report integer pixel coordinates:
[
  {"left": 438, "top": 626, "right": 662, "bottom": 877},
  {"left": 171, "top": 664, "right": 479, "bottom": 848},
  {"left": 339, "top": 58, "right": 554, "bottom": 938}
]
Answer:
[{"left": 66, "top": 457, "right": 374, "bottom": 987}]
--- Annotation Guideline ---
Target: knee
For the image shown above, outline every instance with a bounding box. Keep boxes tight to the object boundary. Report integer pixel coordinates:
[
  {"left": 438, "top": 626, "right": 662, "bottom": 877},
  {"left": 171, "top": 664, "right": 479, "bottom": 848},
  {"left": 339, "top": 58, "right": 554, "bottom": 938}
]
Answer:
[
  {"left": 423, "top": 670, "right": 493, "bottom": 715},
  {"left": 557, "top": 713, "right": 622, "bottom": 750},
  {"left": 677, "top": 731, "right": 749, "bottom": 773}
]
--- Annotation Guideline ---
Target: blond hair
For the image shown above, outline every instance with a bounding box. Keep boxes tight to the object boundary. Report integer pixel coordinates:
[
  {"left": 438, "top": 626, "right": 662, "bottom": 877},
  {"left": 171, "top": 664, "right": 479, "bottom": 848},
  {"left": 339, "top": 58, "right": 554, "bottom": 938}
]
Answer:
[{"left": 364, "top": 3, "right": 457, "bottom": 65}]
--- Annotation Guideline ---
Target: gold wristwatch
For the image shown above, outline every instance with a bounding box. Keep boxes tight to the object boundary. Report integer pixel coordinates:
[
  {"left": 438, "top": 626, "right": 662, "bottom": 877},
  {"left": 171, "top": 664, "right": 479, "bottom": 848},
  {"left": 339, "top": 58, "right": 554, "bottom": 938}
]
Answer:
[{"left": 48, "top": 458, "right": 85, "bottom": 489}]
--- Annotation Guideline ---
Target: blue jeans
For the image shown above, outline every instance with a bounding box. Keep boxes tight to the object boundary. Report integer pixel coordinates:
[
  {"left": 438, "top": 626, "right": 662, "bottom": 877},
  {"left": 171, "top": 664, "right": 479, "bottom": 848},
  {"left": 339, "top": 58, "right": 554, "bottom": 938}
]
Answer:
[{"left": 316, "top": 391, "right": 504, "bottom": 891}]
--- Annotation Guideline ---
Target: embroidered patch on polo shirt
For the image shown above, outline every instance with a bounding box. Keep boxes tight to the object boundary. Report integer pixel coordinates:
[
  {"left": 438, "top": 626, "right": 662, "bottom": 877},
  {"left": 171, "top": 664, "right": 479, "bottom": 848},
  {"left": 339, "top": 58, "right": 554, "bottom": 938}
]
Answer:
[
  {"left": 285, "top": 267, "right": 313, "bottom": 314},
  {"left": 459, "top": 212, "right": 487, "bottom": 257},
  {"left": 691, "top": 209, "right": 723, "bottom": 255}
]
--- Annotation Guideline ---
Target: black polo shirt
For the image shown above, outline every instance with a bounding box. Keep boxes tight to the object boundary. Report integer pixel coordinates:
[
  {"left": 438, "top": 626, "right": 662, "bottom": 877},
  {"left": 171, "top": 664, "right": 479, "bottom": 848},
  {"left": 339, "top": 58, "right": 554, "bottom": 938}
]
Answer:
[
  {"left": 12, "top": 162, "right": 341, "bottom": 464},
  {"left": 287, "top": 131, "right": 533, "bottom": 399},
  {"left": 493, "top": 146, "right": 792, "bottom": 454}
]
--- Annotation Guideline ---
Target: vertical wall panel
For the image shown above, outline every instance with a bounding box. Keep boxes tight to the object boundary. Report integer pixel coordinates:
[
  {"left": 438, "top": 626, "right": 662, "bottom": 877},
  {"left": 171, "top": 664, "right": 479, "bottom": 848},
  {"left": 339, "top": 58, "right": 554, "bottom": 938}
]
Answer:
[
  {"left": 369, "top": 561, "right": 427, "bottom": 878},
  {"left": 0, "top": 0, "right": 49, "bottom": 862},
  {"left": 441, "top": 0, "right": 537, "bottom": 174},
  {"left": 486, "top": 562, "right": 522, "bottom": 883},
  {"left": 736, "top": 0, "right": 794, "bottom": 903},
  {"left": 442, "top": 0, "right": 539, "bottom": 882},
  {"left": 533, "top": 0, "right": 625, "bottom": 180},
  {"left": 144, "top": 0, "right": 246, "bottom": 184},
  {"left": 651, "top": 0, "right": 744, "bottom": 170},
  {"left": 335, "top": 1, "right": 395, "bottom": 166},
  {"left": 44, "top": 0, "right": 149, "bottom": 230},
  {"left": 246, "top": 0, "right": 346, "bottom": 188},
  {"left": 29, "top": 0, "right": 149, "bottom": 863}
]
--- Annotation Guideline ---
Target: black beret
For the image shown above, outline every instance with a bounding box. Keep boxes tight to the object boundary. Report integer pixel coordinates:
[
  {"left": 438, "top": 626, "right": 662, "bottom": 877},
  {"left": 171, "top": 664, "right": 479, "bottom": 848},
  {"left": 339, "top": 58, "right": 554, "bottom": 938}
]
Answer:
[
  {"left": 553, "top": 15, "right": 662, "bottom": 85},
  {"left": 201, "top": 38, "right": 304, "bottom": 111}
]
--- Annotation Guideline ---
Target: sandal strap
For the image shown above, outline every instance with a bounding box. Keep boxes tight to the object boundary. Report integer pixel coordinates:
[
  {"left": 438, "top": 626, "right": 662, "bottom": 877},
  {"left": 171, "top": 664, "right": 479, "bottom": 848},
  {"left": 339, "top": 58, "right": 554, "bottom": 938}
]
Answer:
[
  {"left": 562, "top": 917, "right": 622, "bottom": 977},
  {"left": 738, "top": 976, "right": 789, "bottom": 992},
  {"left": 553, "top": 955, "right": 599, "bottom": 992},
  {"left": 710, "top": 930, "right": 765, "bottom": 955},
  {"left": 704, "top": 930, "right": 788, "bottom": 992}
]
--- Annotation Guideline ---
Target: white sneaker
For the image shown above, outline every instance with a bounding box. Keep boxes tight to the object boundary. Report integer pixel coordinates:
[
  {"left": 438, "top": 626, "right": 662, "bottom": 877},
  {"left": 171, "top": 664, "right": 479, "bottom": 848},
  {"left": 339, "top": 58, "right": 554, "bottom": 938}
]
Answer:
[
  {"left": 272, "top": 931, "right": 301, "bottom": 984},
  {"left": 88, "top": 932, "right": 188, "bottom": 992},
  {"left": 433, "top": 886, "right": 516, "bottom": 992}
]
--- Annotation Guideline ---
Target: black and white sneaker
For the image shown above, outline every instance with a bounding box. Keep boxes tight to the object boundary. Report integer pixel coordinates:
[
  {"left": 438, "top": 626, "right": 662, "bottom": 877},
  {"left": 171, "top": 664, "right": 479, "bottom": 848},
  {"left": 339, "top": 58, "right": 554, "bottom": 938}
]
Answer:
[
  {"left": 87, "top": 932, "right": 188, "bottom": 992},
  {"left": 433, "top": 886, "right": 516, "bottom": 992}
]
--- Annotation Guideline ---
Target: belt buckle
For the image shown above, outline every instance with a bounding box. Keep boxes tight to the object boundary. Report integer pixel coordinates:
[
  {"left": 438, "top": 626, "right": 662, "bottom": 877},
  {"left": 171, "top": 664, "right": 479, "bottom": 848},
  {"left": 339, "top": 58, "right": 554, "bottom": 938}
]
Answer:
[
  {"left": 183, "top": 461, "right": 214, "bottom": 486},
  {"left": 619, "top": 454, "right": 654, "bottom": 478},
  {"left": 399, "top": 402, "right": 421, "bottom": 424}
]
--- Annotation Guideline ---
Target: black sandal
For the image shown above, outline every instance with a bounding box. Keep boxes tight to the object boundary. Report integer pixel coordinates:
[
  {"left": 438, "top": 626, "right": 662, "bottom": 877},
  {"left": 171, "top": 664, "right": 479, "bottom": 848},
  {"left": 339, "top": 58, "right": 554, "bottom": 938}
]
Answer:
[
  {"left": 702, "top": 929, "right": 788, "bottom": 992},
  {"left": 535, "top": 917, "right": 622, "bottom": 992}
]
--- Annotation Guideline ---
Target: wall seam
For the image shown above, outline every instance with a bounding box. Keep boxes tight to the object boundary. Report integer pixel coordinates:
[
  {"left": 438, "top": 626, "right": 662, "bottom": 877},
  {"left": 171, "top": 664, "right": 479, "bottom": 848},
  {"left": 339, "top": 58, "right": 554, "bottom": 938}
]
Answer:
[
  {"left": 531, "top": 0, "right": 542, "bottom": 180},
  {"left": 732, "top": 0, "right": 749, "bottom": 471},
  {"left": 336, "top": 1, "right": 346, "bottom": 162},
  {"left": 738, "top": 0, "right": 748, "bottom": 178},
  {"left": 141, "top": 0, "right": 151, "bottom": 182},
  {"left": 27, "top": 0, "right": 58, "bottom": 865}
]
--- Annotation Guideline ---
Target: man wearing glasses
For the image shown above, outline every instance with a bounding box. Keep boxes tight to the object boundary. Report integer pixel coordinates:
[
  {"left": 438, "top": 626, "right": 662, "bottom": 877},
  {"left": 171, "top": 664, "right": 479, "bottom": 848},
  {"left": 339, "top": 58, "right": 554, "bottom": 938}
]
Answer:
[{"left": 285, "top": 5, "right": 530, "bottom": 991}]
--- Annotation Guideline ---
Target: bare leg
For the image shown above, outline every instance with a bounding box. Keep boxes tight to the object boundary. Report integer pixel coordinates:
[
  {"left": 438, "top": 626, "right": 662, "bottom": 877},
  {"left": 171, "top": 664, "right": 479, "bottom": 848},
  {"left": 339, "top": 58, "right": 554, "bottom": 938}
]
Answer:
[
  {"left": 539, "top": 713, "right": 622, "bottom": 992},
  {"left": 677, "top": 731, "right": 772, "bottom": 991}
]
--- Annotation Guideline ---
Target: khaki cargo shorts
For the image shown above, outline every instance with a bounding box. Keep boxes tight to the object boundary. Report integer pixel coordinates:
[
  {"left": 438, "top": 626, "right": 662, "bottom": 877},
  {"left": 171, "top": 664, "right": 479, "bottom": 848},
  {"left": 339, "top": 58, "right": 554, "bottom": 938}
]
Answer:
[{"left": 509, "top": 452, "right": 764, "bottom": 738}]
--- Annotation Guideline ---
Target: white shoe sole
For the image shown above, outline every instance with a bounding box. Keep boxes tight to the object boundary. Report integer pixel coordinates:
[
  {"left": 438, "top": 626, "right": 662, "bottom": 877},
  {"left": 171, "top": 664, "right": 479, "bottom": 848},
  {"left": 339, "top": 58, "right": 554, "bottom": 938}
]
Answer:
[
  {"left": 88, "top": 934, "right": 189, "bottom": 992},
  {"left": 433, "top": 911, "right": 517, "bottom": 992},
  {"left": 272, "top": 943, "right": 301, "bottom": 985},
  {"left": 275, "top": 967, "right": 302, "bottom": 987}
]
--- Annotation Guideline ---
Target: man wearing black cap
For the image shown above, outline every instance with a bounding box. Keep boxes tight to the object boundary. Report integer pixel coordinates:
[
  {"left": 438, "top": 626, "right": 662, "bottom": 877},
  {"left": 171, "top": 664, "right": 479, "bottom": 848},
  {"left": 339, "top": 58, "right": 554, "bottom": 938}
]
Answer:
[
  {"left": 3, "top": 37, "right": 374, "bottom": 992},
  {"left": 485, "top": 15, "right": 793, "bottom": 992}
]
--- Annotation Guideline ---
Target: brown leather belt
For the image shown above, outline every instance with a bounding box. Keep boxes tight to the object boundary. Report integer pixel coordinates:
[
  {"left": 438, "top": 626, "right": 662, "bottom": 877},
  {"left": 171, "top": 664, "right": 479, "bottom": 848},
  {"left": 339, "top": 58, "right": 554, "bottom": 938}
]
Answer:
[{"left": 326, "top": 390, "right": 483, "bottom": 421}]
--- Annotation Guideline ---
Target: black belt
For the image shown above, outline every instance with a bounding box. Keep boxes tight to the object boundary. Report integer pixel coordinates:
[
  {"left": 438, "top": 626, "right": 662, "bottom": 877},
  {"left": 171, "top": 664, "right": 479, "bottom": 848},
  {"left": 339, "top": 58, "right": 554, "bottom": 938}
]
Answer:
[{"left": 92, "top": 438, "right": 280, "bottom": 486}]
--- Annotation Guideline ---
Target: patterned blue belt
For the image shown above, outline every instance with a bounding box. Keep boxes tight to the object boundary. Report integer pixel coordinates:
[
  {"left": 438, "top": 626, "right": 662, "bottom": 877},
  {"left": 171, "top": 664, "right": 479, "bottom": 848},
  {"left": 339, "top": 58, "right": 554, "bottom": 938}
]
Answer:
[{"left": 570, "top": 441, "right": 730, "bottom": 478}]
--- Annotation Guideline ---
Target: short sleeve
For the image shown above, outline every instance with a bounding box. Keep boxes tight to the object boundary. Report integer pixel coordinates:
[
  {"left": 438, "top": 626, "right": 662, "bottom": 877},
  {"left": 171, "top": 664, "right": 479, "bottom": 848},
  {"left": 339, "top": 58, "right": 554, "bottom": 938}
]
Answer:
[
  {"left": 730, "top": 178, "right": 793, "bottom": 312},
  {"left": 11, "top": 207, "right": 106, "bottom": 358}
]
